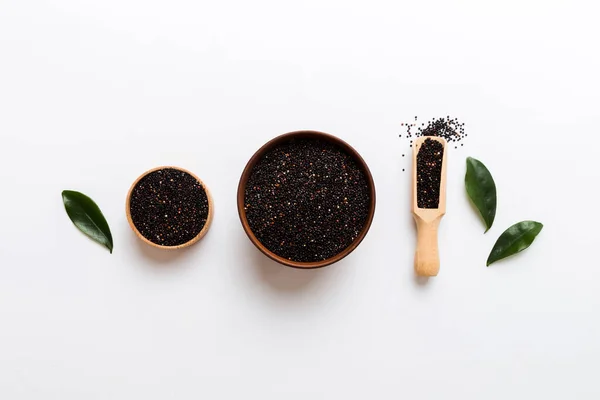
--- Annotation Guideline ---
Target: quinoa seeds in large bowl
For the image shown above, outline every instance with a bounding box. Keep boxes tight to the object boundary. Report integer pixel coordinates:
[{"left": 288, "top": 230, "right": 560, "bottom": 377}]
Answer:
[{"left": 243, "top": 137, "right": 371, "bottom": 263}]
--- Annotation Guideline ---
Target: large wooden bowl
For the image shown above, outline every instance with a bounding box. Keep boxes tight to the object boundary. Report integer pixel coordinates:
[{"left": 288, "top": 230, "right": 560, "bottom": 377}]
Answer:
[
  {"left": 237, "top": 131, "right": 376, "bottom": 268},
  {"left": 126, "top": 166, "right": 214, "bottom": 250}
]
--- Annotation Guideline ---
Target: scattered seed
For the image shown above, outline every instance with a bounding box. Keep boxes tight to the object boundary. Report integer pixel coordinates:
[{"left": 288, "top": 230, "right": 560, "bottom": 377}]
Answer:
[
  {"left": 400, "top": 116, "right": 466, "bottom": 143},
  {"left": 399, "top": 116, "right": 465, "bottom": 172}
]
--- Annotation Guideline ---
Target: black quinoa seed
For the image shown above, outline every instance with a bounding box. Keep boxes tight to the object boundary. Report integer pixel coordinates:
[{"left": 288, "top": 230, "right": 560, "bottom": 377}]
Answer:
[
  {"left": 416, "top": 138, "right": 444, "bottom": 209},
  {"left": 400, "top": 116, "right": 466, "bottom": 144},
  {"left": 400, "top": 116, "right": 464, "bottom": 172},
  {"left": 129, "top": 168, "right": 209, "bottom": 246},
  {"left": 244, "top": 138, "right": 370, "bottom": 263}
]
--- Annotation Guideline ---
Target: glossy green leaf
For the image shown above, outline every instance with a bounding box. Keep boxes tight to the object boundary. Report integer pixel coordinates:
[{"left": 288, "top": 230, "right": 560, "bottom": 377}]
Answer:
[
  {"left": 465, "top": 157, "right": 497, "bottom": 232},
  {"left": 62, "top": 190, "right": 113, "bottom": 253},
  {"left": 487, "top": 221, "right": 543, "bottom": 266}
]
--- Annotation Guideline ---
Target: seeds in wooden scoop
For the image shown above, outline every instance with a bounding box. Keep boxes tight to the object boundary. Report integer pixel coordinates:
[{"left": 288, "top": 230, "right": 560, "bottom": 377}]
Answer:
[{"left": 417, "top": 138, "right": 444, "bottom": 209}]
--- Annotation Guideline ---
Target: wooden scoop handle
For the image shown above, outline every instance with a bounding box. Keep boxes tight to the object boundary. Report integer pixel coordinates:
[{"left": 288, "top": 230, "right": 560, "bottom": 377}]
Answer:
[{"left": 414, "top": 216, "right": 442, "bottom": 276}]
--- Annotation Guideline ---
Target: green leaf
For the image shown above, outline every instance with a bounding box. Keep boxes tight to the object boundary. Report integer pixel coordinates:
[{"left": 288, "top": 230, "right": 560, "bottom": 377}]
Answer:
[
  {"left": 62, "top": 190, "right": 113, "bottom": 253},
  {"left": 465, "top": 157, "right": 497, "bottom": 232},
  {"left": 487, "top": 221, "right": 543, "bottom": 266}
]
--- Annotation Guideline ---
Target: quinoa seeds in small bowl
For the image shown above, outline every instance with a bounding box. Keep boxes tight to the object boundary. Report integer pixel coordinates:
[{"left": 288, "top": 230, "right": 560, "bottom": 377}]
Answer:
[{"left": 126, "top": 166, "right": 213, "bottom": 249}]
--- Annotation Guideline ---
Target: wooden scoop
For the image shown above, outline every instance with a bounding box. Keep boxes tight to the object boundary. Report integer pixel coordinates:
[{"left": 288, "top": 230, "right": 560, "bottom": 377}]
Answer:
[{"left": 412, "top": 136, "right": 448, "bottom": 276}]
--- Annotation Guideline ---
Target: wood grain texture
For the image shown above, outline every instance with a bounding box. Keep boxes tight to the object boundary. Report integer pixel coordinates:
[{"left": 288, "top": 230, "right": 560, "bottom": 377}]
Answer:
[
  {"left": 412, "top": 136, "right": 447, "bottom": 276},
  {"left": 125, "top": 166, "right": 214, "bottom": 250}
]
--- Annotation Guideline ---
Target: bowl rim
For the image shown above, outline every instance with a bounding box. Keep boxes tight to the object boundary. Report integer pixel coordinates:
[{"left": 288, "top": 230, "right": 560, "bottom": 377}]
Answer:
[
  {"left": 237, "top": 130, "right": 376, "bottom": 269},
  {"left": 126, "top": 166, "right": 214, "bottom": 250}
]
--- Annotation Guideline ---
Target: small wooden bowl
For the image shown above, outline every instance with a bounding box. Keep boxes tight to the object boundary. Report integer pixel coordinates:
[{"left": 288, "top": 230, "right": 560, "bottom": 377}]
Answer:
[
  {"left": 126, "top": 166, "right": 214, "bottom": 250},
  {"left": 237, "top": 131, "right": 376, "bottom": 269}
]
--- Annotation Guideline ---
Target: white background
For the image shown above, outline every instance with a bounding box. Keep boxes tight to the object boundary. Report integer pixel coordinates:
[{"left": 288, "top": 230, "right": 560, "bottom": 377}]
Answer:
[{"left": 1, "top": 0, "right": 598, "bottom": 399}]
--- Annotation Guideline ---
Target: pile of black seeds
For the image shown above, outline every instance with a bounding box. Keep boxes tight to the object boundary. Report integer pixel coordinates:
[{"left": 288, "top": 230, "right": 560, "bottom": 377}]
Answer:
[
  {"left": 129, "top": 168, "right": 209, "bottom": 246},
  {"left": 400, "top": 116, "right": 466, "bottom": 150},
  {"left": 244, "top": 138, "right": 371, "bottom": 262},
  {"left": 416, "top": 138, "right": 444, "bottom": 209}
]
